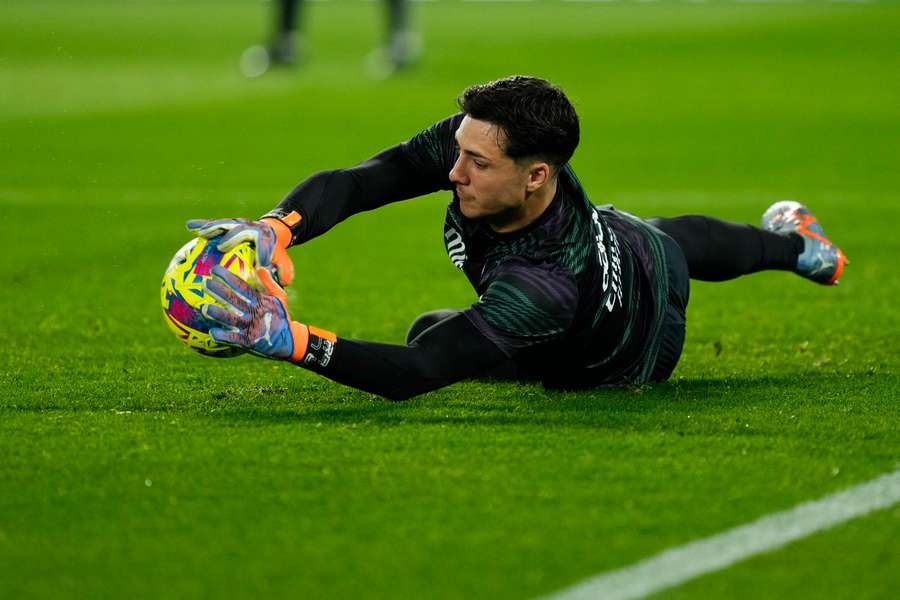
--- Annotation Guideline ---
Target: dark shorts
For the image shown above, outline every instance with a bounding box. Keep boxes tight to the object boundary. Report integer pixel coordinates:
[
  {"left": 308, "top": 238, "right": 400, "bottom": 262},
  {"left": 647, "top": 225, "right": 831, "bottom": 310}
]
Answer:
[{"left": 648, "top": 229, "right": 691, "bottom": 382}]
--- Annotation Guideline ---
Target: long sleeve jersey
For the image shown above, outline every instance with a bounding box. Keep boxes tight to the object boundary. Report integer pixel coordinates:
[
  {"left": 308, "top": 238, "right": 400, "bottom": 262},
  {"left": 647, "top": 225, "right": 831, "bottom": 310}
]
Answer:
[{"left": 265, "top": 114, "right": 671, "bottom": 399}]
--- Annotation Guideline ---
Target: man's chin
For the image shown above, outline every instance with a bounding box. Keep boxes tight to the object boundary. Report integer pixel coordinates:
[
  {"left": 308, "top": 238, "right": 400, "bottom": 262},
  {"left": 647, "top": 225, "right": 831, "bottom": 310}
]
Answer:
[{"left": 459, "top": 199, "right": 483, "bottom": 219}]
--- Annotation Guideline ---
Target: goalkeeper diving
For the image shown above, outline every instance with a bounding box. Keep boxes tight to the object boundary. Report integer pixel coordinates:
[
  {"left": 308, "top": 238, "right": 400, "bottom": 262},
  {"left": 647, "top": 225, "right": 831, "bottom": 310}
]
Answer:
[{"left": 189, "top": 76, "right": 848, "bottom": 400}]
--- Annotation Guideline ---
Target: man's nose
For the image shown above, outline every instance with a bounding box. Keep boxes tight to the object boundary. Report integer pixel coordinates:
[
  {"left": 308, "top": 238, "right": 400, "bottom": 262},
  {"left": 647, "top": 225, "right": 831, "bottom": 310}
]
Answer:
[{"left": 449, "top": 158, "right": 466, "bottom": 185}]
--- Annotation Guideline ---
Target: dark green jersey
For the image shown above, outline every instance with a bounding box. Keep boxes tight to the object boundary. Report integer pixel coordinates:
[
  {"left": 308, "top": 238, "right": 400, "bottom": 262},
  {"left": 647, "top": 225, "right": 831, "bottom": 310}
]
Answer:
[
  {"left": 271, "top": 112, "right": 674, "bottom": 397},
  {"left": 408, "top": 114, "right": 671, "bottom": 386}
]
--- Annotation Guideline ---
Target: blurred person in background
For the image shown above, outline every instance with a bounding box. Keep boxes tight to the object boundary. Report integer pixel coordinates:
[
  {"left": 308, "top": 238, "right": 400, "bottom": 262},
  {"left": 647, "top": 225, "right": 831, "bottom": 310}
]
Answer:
[{"left": 241, "top": 0, "right": 420, "bottom": 78}]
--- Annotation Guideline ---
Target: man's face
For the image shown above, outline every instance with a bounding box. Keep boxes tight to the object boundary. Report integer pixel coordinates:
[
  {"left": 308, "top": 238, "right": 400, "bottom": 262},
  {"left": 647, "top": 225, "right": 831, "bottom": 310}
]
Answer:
[{"left": 449, "top": 116, "right": 533, "bottom": 221}]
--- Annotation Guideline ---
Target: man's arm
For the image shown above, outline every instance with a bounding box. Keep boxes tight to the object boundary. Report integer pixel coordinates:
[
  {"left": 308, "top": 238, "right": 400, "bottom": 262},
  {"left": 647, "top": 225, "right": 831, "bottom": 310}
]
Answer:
[
  {"left": 200, "top": 256, "right": 577, "bottom": 400},
  {"left": 266, "top": 114, "right": 463, "bottom": 246},
  {"left": 305, "top": 313, "right": 509, "bottom": 401},
  {"left": 188, "top": 115, "right": 462, "bottom": 284},
  {"left": 202, "top": 265, "right": 509, "bottom": 401},
  {"left": 315, "top": 259, "right": 580, "bottom": 399}
]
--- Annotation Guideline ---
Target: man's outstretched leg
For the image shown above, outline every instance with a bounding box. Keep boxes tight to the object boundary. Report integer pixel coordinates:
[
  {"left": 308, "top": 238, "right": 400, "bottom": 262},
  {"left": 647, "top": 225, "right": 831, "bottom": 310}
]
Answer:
[
  {"left": 406, "top": 309, "right": 459, "bottom": 343},
  {"left": 648, "top": 201, "right": 847, "bottom": 284}
]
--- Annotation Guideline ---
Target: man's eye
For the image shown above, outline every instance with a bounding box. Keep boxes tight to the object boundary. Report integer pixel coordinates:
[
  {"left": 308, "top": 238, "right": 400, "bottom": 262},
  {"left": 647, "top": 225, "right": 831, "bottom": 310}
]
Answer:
[{"left": 474, "top": 161, "right": 487, "bottom": 169}]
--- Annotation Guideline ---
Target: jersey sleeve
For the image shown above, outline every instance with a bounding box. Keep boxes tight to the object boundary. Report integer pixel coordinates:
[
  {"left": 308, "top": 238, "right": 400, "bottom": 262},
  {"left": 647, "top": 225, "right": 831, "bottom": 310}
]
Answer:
[
  {"left": 300, "top": 312, "right": 510, "bottom": 401},
  {"left": 401, "top": 113, "right": 464, "bottom": 187},
  {"left": 463, "top": 258, "right": 579, "bottom": 356},
  {"left": 266, "top": 114, "right": 463, "bottom": 245}
]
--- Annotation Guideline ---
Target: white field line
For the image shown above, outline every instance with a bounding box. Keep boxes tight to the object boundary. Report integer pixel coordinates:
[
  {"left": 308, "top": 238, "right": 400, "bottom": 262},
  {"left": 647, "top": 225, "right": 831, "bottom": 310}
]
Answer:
[{"left": 543, "top": 469, "right": 900, "bottom": 600}]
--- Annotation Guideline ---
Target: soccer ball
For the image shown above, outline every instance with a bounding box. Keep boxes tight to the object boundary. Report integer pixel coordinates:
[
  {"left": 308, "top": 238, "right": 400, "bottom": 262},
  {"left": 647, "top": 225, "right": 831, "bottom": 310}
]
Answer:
[{"left": 161, "top": 237, "right": 257, "bottom": 357}]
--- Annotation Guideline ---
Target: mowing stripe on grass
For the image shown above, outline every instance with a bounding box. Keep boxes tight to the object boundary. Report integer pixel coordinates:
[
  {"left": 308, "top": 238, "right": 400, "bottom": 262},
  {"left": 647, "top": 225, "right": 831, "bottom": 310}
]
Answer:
[{"left": 544, "top": 469, "right": 900, "bottom": 600}]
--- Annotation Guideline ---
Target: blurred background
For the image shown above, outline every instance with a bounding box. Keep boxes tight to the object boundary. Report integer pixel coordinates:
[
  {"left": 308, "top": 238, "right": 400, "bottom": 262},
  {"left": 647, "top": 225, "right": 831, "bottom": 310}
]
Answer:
[{"left": 4, "top": 0, "right": 897, "bottom": 354}]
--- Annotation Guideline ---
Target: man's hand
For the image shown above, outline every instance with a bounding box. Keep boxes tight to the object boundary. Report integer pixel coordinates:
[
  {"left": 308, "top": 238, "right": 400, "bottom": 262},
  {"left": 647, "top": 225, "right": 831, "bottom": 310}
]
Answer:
[
  {"left": 201, "top": 264, "right": 309, "bottom": 361},
  {"left": 186, "top": 216, "right": 296, "bottom": 286}
]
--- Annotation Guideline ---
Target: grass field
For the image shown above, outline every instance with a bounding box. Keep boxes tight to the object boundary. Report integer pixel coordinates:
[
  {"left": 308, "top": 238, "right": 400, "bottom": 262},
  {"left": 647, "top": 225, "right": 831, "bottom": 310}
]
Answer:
[{"left": 2, "top": 1, "right": 899, "bottom": 598}]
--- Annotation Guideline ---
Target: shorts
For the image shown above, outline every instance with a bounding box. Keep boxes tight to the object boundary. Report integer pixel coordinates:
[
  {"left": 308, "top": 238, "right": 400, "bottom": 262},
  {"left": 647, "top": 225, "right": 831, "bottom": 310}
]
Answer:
[{"left": 648, "top": 230, "right": 691, "bottom": 381}]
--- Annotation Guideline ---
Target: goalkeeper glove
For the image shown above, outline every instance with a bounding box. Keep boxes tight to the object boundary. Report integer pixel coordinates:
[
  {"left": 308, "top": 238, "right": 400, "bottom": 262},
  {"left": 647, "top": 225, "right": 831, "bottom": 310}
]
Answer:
[
  {"left": 186, "top": 212, "right": 299, "bottom": 286},
  {"left": 201, "top": 264, "right": 335, "bottom": 365}
]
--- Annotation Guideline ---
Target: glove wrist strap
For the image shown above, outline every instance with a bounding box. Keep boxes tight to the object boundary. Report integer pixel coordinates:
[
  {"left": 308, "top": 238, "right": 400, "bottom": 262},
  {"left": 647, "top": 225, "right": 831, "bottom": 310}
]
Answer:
[
  {"left": 290, "top": 322, "right": 337, "bottom": 368},
  {"left": 261, "top": 210, "right": 302, "bottom": 248}
]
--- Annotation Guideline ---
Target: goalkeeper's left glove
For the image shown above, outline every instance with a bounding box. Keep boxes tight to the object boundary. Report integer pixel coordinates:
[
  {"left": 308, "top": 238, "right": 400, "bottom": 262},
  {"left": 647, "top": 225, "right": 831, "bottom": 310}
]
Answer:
[
  {"left": 201, "top": 264, "right": 335, "bottom": 364},
  {"left": 186, "top": 213, "right": 299, "bottom": 287}
]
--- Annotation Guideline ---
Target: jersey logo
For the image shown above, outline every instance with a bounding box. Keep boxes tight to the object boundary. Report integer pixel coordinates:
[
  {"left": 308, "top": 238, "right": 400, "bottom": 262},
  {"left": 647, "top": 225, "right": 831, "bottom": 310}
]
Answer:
[
  {"left": 592, "top": 211, "right": 624, "bottom": 312},
  {"left": 444, "top": 226, "right": 467, "bottom": 269}
]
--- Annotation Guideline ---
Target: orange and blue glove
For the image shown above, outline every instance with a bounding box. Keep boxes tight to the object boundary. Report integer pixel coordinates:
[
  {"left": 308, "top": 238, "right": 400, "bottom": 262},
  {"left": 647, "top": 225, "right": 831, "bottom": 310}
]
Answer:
[
  {"left": 201, "top": 264, "right": 335, "bottom": 365},
  {"left": 186, "top": 213, "right": 299, "bottom": 286},
  {"left": 202, "top": 265, "right": 305, "bottom": 361}
]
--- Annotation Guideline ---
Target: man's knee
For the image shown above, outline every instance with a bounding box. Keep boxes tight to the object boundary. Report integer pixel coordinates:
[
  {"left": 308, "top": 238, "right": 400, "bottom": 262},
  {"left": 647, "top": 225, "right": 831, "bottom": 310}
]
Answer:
[{"left": 405, "top": 309, "right": 462, "bottom": 344}]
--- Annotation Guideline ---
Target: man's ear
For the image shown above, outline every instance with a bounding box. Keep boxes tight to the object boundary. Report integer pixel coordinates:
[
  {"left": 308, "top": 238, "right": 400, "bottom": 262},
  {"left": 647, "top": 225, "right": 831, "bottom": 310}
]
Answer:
[{"left": 525, "top": 161, "right": 552, "bottom": 192}]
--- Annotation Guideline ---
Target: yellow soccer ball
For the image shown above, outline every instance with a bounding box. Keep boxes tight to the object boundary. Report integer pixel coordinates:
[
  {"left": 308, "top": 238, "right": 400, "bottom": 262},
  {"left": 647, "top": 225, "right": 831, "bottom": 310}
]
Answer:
[{"left": 161, "top": 238, "right": 257, "bottom": 357}]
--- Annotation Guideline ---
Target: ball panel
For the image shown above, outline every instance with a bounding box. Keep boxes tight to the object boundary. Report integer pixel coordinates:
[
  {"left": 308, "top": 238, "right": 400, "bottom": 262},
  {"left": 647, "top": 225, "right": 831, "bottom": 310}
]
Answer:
[{"left": 161, "top": 237, "right": 258, "bottom": 357}]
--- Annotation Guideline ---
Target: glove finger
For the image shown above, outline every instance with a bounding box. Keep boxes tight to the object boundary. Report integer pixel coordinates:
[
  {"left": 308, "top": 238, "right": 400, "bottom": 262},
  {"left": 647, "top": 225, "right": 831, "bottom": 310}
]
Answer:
[
  {"left": 256, "top": 267, "right": 288, "bottom": 307},
  {"left": 204, "top": 279, "right": 250, "bottom": 317},
  {"left": 186, "top": 219, "right": 240, "bottom": 238},
  {"left": 187, "top": 218, "right": 248, "bottom": 230},
  {"left": 212, "top": 264, "right": 258, "bottom": 298},
  {"left": 217, "top": 227, "right": 258, "bottom": 251},
  {"left": 209, "top": 327, "right": 244, "bottom": 347},
  {"left": 185, "top": 219, "right": 210, "bottom": 231},
  {"left": 201, "top": 302, "right": 247, "bottom": 329},
  {"left": 218, "top": 225, "right": 276, "bottom": 268},
  {"left": 206, "top": 266, "right": 254, "bottom": 313},
  {"left": 218, "top": 230, "right": 274, "bottom": 268},
  {"left": 272, "top": 253, "right": 294, "bottom": 287}
]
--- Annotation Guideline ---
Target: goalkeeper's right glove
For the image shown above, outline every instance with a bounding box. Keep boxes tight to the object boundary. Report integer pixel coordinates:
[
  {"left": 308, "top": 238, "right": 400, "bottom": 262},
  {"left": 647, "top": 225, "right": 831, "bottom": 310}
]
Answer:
[
  {"left": 201, "top": 264, "right": 336, "bottom": 366},
  {"left": 186, "top": 212, "right": 299, "bottom": 286}
]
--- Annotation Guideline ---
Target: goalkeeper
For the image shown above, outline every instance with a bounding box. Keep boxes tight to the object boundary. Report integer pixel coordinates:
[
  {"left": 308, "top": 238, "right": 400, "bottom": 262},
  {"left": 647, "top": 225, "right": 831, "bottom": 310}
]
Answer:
[{"left": 190, "top": 76, "right": 847, "bottom": 400}]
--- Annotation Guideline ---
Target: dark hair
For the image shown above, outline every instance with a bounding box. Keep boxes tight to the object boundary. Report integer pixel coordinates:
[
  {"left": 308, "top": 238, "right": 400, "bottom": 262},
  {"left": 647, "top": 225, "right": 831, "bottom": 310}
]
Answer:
[{"left": 458, "top": 75, "right": 580, "bottom": 172}]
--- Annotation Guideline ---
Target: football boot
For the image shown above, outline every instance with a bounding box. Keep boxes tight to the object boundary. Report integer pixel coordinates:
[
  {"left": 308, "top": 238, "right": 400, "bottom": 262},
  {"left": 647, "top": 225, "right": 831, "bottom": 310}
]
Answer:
[{"left": 762, "top": 200, "right": 848, "bottom": 285}]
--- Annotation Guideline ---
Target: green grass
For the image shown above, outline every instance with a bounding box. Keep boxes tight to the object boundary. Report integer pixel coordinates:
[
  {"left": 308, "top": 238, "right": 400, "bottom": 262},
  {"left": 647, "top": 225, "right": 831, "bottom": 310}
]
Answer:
[{"left": 2, "top": 1, "right": 899, "bottom": 598}]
